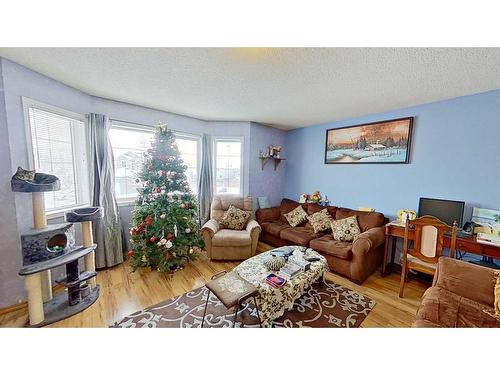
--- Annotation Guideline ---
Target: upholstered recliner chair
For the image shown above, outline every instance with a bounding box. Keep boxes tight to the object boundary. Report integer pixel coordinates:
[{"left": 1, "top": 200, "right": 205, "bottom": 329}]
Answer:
[{"left": 201, "top": 196, "right": 261, "bottom": 260}]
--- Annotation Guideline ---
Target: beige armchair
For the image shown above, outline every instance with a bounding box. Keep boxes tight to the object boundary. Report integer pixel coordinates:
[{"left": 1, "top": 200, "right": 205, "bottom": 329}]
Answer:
[{"left": 201, "top": 196, "right": 261, "bottom": 260}]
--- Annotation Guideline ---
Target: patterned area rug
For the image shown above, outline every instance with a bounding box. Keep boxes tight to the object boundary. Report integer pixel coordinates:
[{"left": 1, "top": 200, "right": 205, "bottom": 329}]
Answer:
[{"left": 112, "top": 280, "right": 376, "bottom": 328}]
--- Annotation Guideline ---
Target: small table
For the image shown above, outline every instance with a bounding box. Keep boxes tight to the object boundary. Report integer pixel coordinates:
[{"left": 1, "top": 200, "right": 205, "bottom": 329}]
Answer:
[{"left": 234, "top": 246, "right": 329, "bottom": 327}]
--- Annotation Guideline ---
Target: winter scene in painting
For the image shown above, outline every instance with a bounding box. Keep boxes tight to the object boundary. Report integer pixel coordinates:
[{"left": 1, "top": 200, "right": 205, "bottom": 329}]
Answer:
[{"left": 325, "top": 118, "right": 413, "bottom": 164}]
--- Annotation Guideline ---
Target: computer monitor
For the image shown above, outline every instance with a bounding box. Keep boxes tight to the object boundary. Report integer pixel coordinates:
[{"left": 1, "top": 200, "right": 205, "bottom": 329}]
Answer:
[{"left": 418, "top": 197, "right": 465, "bottom": 228}]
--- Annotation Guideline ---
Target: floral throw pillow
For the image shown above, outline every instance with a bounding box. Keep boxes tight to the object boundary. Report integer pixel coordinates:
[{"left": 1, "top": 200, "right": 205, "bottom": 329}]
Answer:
[
  {"left": 308, "top": 208, "right": 333, "bottom": 233},
  {"left": 330, "top": 215, "right": 361, "bottom": 242},
  {"left": 284, "top": 205, "right": 308, "bottom": 227},
  {"left": 218, "top": 205, "right": 251, "bottom": 230}
]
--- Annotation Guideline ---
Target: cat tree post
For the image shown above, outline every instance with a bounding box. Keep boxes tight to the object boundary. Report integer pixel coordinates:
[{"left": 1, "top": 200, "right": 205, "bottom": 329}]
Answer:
[
  {"left": 32, "top": 191, "right": 53, "bottom": 302},
  {"left": 65, "top": 206, "right": 103, "bottom": 289},
  {"left": 81, "top": 221, "right": 96, "bottom": 287},
  {"left": 25, "top": 273, "right": 45, "bottom": 325}
]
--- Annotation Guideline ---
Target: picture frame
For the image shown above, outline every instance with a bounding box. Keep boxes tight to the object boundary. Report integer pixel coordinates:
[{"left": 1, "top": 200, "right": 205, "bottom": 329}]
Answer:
[{"left": 324, "top": 117, "right": 414, "bottom": 164}]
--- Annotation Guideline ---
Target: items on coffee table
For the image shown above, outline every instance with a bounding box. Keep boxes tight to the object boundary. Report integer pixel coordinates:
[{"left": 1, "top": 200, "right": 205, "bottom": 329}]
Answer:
[
  {"left": 280, "top": 263, "right": 302, "bottom": 279},
  {"left": 234, "top": 245, "right": 329, "bottom": 326},
  {"left": 265, "top": 274, "right": 287, "bottom": 288},
  {"left": 293, "top": 258, "right": 311, "bottom": 271},
  {"left": 264, "top": 256, "right": 286, "bottom": 271},
  {"left": 202, "top": 270, "right": 262, "bottom": 328}
]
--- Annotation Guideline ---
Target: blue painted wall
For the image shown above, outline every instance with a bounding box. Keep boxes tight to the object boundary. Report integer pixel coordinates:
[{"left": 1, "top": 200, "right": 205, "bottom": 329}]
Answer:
[
  {"left": 249, "top": 122, "right": 286, "bottom": 208},
  {"left": 284, "top": 89, "right": 500, "bottom": 222}
]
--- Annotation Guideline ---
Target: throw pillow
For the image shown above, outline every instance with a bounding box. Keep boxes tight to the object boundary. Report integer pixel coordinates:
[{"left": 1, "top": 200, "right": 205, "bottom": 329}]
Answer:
[
  {"left": 484, "top": 271, "right": 500, "bottom": 321},
  {"left": 308, "top": 208, "right": 333, "bottom": 233},
  {"left": 218, "top": 205, "right": 251, "bottom": 230},
  {"left": 330, "top": 215, "right": 361, "bottom": 242},
  {"left": 284, "top": 205, "right": 308, "bottom": 227}
]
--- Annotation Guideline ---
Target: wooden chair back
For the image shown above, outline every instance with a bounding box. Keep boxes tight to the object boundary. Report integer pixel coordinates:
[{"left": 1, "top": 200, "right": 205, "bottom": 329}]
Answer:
[{"left": 403, "top": 215, "right": 458, "bottom": 263}]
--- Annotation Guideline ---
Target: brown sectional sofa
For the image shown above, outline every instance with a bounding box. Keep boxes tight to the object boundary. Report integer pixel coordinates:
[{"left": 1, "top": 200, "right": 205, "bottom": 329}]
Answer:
[
  {"left": 415, "top": 257, "right": 500, "bottom": 327},
  {"left": 256, "top": 198, "right": 388, "bottom": 284}
]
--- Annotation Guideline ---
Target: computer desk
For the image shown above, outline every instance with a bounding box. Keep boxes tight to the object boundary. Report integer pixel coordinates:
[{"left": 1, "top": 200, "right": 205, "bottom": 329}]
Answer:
[{"left": 381, "top": 222, "right": 500, "bottom": 275}]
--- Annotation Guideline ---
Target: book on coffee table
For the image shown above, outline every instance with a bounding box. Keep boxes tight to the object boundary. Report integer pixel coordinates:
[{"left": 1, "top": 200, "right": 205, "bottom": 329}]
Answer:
[
  {"left": 265, "top": 273, "right": 287, "bottom": 288},
  {"left": 280, "top": 263, "right": 302, "bottom": 279},
  {"left": 292, "top": 258, "right": 311, "bottom": 271}
]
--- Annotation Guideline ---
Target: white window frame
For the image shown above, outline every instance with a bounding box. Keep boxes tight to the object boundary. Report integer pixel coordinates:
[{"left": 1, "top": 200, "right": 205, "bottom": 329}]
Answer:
[
  {"left": 174, "top": 130, "right": 202, "bottom": 196},
  {"left": 22, "top": 97, "right": 90, "bottom": 218},
  {"left": 213, "top": 136, "right": 244, "bottom": 196},
  {"left": 109, "top": 120, "right": 202, "bottom": 205}
]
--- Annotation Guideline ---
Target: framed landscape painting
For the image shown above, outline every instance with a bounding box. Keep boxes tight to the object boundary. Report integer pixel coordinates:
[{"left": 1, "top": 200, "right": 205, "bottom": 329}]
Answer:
[{"left": 324, "top": 117, "right": 414, "bottom": 164}]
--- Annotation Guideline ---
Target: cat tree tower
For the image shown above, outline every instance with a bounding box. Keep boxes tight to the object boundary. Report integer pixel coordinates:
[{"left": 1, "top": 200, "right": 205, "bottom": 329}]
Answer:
[{"left": 12, "top": 171, "right": 103, "bottom": 327}]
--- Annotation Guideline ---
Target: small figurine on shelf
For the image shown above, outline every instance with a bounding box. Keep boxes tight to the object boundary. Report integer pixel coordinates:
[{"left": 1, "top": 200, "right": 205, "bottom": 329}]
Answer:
[
  {"left": 299, "top": 193, "right": 308, "bottom": 203},
  {"left": 310, "top": 191, "right": 322, "bottom": 204},
  {"left": 268, "top": 144, "right": 283, "bottom": 158},
  {"left": 321, "top": 195, "right": 330, "bottom": 206}
]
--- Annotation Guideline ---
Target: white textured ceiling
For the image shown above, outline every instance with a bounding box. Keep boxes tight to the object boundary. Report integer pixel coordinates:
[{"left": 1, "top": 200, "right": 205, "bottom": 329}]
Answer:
[{"left": 1, "top": 48, "right": 500, "bottom": 129}]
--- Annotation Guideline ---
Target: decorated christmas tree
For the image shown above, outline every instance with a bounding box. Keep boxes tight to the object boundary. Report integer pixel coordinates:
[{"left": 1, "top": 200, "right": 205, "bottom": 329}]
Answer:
[{"left": 128, "top": 124, "right": 204, "bottom": 272}]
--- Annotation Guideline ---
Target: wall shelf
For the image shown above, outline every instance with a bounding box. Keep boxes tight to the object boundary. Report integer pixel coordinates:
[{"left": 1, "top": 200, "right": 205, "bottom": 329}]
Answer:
[{"left": 259, "top": 156, "right": 286, "bottom": 171}]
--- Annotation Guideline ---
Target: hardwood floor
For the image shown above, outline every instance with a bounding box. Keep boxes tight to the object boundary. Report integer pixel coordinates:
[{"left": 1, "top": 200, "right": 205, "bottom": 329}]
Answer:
[{"left": 0, "top": 242, "right": 428, "bottom": 328}]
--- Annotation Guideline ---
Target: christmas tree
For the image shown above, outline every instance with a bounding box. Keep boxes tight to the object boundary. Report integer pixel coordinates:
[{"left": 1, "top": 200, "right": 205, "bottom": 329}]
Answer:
[{"left": 128, "top": 124, "right": 204, "bottom": 272}]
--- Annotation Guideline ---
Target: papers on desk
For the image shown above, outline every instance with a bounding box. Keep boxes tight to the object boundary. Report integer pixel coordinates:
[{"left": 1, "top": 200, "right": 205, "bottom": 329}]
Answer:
[{"left": 389, "top": 220, "right": 405, "bottom": 227}]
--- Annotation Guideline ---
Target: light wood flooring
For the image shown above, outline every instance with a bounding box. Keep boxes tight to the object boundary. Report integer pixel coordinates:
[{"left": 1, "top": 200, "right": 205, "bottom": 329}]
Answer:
[{"left": 0, "top": 242, "right": 428, "bottom": 328}]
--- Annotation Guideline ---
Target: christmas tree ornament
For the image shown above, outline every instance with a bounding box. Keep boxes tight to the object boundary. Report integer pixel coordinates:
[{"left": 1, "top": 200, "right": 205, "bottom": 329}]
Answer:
[
  {"left": 185, "top": 228, "right": 191, "bottom": 234},
  {"left": 160, "top": 213, "right": 166, "bottom": 220},
  {"left": 165, "top": 240, "right": 173, "bottom": 249},
  {"left": 174, "top": 224, "right": 178, "bottom": 237}
]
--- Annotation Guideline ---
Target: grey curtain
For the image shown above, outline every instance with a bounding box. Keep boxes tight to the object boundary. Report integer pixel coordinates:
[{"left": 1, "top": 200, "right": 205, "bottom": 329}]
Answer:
[
  {"left": 89, "top": 113, "right": 124, "bottom": 268},
  {"left": 198, "top": 133, "right": 214, "bottom": 225}
]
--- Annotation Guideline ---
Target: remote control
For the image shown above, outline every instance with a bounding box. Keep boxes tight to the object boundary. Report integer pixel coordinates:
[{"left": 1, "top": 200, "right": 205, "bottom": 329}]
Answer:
[{"left": 305, "top": 257, "right": 320, "bottom": 262}]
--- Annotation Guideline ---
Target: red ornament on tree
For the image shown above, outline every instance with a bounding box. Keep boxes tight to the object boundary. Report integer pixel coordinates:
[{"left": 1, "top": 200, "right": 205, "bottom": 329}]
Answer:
[
  {"left": 127, "top": 250, "right": 134, "bottom": 257},
  {"left": 166, "top": 232, "right": 174, "bottom": 241},
  {"left": 149, "top": 236, "right": 157, "bottom": 243}
]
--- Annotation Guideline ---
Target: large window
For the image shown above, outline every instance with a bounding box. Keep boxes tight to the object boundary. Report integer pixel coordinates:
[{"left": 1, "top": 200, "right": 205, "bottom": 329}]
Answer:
[
  {"left": 109, "top": 121, "right": 200, "bottom": 202},
  {"left": 23, "top": 98, "right": 90, "bottom": 213},
  {"left": 214, "top": 138, "right": 243, "bottom": 195}
]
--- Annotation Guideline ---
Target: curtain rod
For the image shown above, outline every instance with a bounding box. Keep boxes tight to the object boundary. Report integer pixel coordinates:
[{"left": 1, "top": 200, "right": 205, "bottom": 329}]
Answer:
[
  {"left": 109, "top": 117, "right": 203, "bottom": 138},
  {"left": 109, "top": 118, "right": 154, "bottom": 128}
]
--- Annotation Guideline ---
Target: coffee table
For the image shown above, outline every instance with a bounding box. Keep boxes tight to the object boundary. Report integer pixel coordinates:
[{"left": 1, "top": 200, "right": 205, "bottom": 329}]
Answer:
[{"left": 234, "top": 246, "right": 329, "bottom": 327}]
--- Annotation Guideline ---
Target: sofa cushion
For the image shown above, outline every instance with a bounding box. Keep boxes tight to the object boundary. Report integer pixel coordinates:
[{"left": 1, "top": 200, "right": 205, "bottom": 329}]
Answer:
[
  {"left": 415, "top": 286, "right": 500, "bottom": 328},
  {"left": 335, "top": 207, "right": 385, "bottom": 232},
  {"left": 261, "top": 221, "right": 291, "bottom": 237},
  {"left": 309, "top": 235, "right": 353, "bottom": 260},
  {"left": 279, "top": 198, "right": 305, "bottom": 222},
  {"left": 212, "top": 229, "right": 252, "bottom": 247},
  {"left": 307, "top": 208, "right": 333, "bottom": 233},
  {"left": 330, "top": 215, "right": 361, "bottom": 242},
  {"left": 283, "top": 205, "right": 308, "bottom": 227},
  {"left": 218, "top": 205, "right": 251, "bottom": 230},
  {"left": 279, "top": 227, "right": 321, "bottom": 247}
]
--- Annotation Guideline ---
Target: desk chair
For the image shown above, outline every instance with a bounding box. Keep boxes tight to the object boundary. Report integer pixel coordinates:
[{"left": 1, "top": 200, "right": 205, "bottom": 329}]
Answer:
[{"left": 399, "top": 215, "right": 457, "bottom": 298}]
